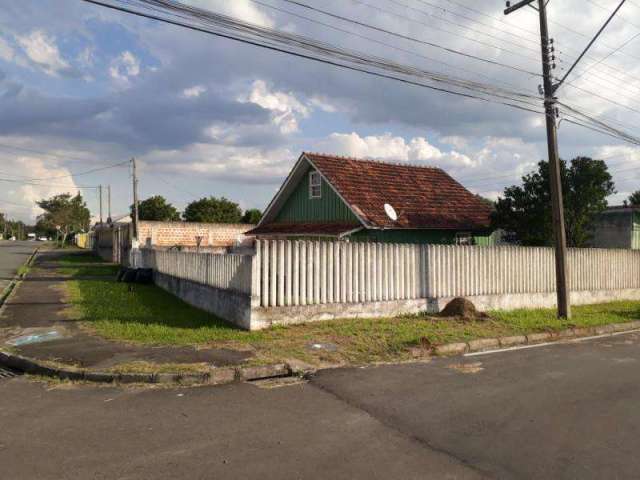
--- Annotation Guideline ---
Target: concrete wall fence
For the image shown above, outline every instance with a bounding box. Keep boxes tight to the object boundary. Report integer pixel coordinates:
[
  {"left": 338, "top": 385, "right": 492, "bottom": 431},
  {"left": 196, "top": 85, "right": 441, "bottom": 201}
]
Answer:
[{"left": 138, "top": 240, "right": 640, "bottom": 330}]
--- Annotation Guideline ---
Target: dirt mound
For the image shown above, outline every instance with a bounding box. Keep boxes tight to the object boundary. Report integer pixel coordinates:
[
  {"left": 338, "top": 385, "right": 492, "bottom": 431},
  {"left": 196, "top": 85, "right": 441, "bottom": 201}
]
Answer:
[{"left": 440, "top": 297, "right": 488, "bottom": 320}]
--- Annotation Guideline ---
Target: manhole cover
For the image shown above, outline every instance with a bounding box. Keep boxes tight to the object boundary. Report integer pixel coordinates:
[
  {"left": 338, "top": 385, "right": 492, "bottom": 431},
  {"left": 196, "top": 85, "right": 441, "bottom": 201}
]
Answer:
[{"left": 0, "top": 366, "right": 19, "bottom": 380}]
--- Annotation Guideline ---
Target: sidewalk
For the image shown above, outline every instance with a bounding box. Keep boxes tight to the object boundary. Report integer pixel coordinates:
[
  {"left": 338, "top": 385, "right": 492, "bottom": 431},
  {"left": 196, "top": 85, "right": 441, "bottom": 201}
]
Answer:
[{"left": 0, "top": 250, "right": 255, "bottom": 380}]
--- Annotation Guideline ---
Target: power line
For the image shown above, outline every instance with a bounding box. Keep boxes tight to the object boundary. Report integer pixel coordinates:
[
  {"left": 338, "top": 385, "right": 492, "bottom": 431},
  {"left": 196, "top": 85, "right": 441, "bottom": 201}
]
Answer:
[
  {"left": 250, "top": 0, "right": 532, "bottom": 94},
  {"left": 79, "top": 0, "right": 545, "bottom": 112},
  {"left": 377, "top": 0, "right": 640, "bottom": 108},
  {"left": 0, "top": 177, "right": 100, "bottom": 189},
  {"left": 277, "top": 0, "right": 542, "bottom": 76},
  {"left": 81, "top": 0, "right": 640, "bottom": 149},
  {"left": 439, "top": 0, "right": 640, "bottom": 94}
]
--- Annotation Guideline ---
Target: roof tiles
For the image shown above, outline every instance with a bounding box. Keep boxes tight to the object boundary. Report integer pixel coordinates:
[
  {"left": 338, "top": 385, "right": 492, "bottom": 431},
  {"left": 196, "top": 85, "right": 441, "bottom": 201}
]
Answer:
[{"left": 305, "top": 153, "right": 492, "bottom": 230}]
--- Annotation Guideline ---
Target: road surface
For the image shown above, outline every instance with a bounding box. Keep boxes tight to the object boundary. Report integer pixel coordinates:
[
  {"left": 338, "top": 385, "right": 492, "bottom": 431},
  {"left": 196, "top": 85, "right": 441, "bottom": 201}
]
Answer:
[
  {"left": 2, "top": 331, "right": 640, "bottom": 479},
  {"left": 0, "top": 240, "right": 36, "bottom": 293}
]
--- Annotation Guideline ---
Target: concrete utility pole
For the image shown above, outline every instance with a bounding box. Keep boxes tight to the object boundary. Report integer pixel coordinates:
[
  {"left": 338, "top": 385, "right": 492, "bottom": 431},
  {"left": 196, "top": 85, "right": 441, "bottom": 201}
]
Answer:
[
  {"left": 505, "top": 0, "right": 627, "bottom": 319},
  {"left": 99, "top": 185, "right": 104, "bottom": 225},
  {"left": 132, "top": 158, "right": 139, "bottom": 244},
  {"left": 505, "top": 0, "right": 570, "bottom": 318},
  {"left": 107, "top": 185, "right": 112, "bottom": 223}
]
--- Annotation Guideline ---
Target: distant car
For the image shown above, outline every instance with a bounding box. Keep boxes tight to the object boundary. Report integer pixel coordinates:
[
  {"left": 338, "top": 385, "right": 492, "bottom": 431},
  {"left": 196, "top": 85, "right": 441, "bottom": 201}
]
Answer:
[
  {"left": 9, "top": 236, "right": 16, "bottom": 241},
  {"left": 38, "top": 237, "right": 48, "bottom": 241}
]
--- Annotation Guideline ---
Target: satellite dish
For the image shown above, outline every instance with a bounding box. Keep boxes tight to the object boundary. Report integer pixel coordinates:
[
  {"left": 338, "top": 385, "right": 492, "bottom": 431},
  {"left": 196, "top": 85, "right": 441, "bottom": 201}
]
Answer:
[{"left": 384, "top": 203, "right": 398, "bottom": 221}]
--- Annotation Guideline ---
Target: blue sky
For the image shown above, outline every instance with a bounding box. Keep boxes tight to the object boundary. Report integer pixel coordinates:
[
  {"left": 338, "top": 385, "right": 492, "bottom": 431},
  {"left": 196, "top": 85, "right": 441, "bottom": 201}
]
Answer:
[{"left": 1, "top": 0, "right": 639, "bottom": 223}]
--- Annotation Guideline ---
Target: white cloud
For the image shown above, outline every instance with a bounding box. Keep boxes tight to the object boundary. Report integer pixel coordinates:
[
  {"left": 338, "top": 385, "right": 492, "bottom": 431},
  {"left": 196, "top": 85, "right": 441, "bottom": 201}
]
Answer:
[
  {"left": 16, "top": 30, "right": 72, "bottom": 76},
  {"left": 0, "top": 154, "right": 79, "bottom": 223},
  {"left": 0, "top": 36, "right": 14, "bottom": 62},
  {"left": 238, "top": 80, "right": 309, "bottom": 134},
  {"left": 190, "top": 0, "right": 273, "bottom": 27},
  {"left": 315, "top": 132, "right": 476, "bottom": 167},
  {"left": 140, "top": 142, "right": 293, "bottom": 184},
  {"left": 109, "top": 51, "right": 140, "bottom": 86},
  {"left": 182, "top": 85, "right": 206, "bottom": 98}
]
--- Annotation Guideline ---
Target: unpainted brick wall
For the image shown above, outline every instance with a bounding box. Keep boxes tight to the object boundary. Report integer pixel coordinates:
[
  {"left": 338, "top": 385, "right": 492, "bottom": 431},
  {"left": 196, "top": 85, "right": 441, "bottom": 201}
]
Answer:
[{"left": 138, "top": 221, "right": 253, "bottom": 248}]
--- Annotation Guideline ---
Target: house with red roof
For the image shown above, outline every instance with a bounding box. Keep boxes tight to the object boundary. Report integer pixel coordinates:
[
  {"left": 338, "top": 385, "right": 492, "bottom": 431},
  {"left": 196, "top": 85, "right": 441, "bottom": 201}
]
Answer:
[{"left": 248, "top": 152, "right": 495, "bottom": 245}]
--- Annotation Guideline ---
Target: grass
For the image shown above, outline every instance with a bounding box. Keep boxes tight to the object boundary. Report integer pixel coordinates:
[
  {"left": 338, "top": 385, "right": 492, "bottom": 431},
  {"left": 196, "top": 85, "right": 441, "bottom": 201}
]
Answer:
[
  {"left": 17, "top": 265, "right": 31, "bottom": 276},
  {"left": 63, "top": 276, "right": 640, "bottom": 366},
  {"left": 56, "top": 265, "right": 119, "bottom": 277},
  {"left": 54, "top": 252, "right": 105, "bottom": 265},
  {"left": 42, "top": 251, "right": 117, "bottom": 278}
]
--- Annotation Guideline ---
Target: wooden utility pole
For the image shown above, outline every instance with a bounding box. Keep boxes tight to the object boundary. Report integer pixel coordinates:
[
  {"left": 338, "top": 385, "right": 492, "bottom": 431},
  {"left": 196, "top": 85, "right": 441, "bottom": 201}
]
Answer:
[
  {"left": 505, "top": 0, "right": 570, "bottom": 318},
  {"left": 132, "top": 158, "right": 139, "bottom": 243}
]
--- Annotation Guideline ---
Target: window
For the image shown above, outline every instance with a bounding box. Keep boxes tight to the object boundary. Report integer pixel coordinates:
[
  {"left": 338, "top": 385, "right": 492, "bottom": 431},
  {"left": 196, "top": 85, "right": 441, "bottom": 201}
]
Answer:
[{"left": 309, "top": 171, "right": 322, "bottom": 199}]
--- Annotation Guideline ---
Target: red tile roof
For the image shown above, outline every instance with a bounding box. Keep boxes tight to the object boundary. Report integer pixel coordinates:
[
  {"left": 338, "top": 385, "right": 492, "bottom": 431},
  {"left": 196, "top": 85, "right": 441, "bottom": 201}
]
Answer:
[
  {"left": 304, "top": 153, "right": 492, "bottom": 230},
  {"left": 247, "top": 222, "right": 361, "bottom": 237}
]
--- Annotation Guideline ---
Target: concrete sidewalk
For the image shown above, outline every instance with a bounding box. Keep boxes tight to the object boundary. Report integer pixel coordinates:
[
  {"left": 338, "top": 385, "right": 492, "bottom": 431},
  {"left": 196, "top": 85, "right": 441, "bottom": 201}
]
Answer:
[{"left": 0, "top": 250, "right": 253, "bottom": 375}]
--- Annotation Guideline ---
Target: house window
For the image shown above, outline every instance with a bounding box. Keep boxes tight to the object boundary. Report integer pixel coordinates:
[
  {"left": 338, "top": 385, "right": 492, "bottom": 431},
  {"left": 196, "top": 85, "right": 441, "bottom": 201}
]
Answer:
[
  {"left": 455, "top": 232, "right": 473, "bottom": 245},
  {"left": 309, "top": 171, "right": 322, "bottom": 199}
]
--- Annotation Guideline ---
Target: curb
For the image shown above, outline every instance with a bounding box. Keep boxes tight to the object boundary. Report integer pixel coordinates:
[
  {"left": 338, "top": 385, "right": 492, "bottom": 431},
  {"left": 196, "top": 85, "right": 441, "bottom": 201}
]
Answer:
[
  {"left": 0, "top": 249, "right": 298, "bottom": 386},
  {"left": 0, "top": 349, "right": 295, "bottom": 386},
  {"left": 0, "top": 247, "right": 38, "bottom": 310},
  {"left": 432, "top": 320, "right": 640, "bottom": 356}
]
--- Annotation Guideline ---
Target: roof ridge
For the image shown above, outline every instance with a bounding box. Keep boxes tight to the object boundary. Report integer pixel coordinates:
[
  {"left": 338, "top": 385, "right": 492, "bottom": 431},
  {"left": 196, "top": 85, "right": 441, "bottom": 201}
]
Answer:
[{"left": 304, "top": 151, "right": 444, "bottom": 171}]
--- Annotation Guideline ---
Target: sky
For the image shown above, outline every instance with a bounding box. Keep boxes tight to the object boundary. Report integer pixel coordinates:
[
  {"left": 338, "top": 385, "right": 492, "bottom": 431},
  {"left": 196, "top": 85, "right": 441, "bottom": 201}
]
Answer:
[{"left": 1, "top": 0, "right": 640, "bottom": 223}]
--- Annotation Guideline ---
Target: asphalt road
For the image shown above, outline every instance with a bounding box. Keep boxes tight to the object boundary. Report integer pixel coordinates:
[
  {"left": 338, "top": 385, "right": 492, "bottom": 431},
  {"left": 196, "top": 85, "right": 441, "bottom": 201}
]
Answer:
[
  {"left": 2, "top": 331, "right": 640, "bottom": 479},
  {"left": 0, "top": 240, "right": 37, "bottom": 293}
]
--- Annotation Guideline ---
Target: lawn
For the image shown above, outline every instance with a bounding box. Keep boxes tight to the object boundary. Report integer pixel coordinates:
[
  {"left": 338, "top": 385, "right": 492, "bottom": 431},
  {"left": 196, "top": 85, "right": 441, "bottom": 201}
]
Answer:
[
  {"left": 64, "top": 276, "right": 640, "bottom": 366},
  {"left": 45, "top": 251, "right": 118, "bottom": 277}
]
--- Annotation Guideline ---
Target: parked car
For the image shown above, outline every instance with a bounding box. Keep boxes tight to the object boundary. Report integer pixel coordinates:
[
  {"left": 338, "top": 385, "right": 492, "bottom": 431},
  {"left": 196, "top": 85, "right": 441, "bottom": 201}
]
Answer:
[
  {"left": 38, "top": 237, "right": 49, "bottom": 241},
  {"left": 9, "top": 236, "right": 16, "bottom": 241}
]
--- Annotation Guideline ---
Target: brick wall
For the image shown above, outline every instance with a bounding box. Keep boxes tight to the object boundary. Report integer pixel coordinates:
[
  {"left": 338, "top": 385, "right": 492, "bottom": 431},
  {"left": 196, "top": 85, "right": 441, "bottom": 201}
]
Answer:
[{"left": 138, "top": 221, "right": 254, "bottom": 248}]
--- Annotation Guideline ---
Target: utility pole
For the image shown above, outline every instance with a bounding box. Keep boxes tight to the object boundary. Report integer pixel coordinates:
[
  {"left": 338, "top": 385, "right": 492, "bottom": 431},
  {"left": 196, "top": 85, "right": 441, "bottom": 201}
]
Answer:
[
  {"left": 99, "top": 184, "right": 103, "bottom": 225},
  {"left": 107, "top": 185, "right": 112, "bottom": 223},
  {"left": 131, "top": 158, "right": 139, "bottom": 244},
  {"left": 505, "top": 0, "right": 570, "bottom": 318}
]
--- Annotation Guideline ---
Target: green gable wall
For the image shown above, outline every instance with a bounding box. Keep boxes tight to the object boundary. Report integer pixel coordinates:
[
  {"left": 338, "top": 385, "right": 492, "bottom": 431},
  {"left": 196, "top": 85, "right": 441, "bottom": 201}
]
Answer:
[
  {"left": 270, "top": 163, "right": 494, "bottom": 246},
  {"left": 349, "top": 229, "right": 457, "bottom": 244},
  {"left": 349, "top": 229, "right": 495, "bottom": 245},
  {"left": 274, "top": 165, "right": 359, "bottom": 224}
]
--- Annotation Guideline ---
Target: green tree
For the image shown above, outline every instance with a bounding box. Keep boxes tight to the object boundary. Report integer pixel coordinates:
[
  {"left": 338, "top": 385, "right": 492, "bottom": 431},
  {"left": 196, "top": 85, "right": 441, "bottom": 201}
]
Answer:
[
  {"left": 241, "top": 208, "right": 262, "bottom": 224},
  {"left": 133, "top": 195, "right": 180, "bottom": 222},
  {"left": 629, "top": 190, "right": 640, "bottom": 206},
  {"left": 183, "top": 197, "right": 242, "bottom": 223},
  {"left": 492, "top": 157, "right": 615, "bottom": 247},
  {"left": 37, "top": 193, "right": 91, "bottom": 246}
]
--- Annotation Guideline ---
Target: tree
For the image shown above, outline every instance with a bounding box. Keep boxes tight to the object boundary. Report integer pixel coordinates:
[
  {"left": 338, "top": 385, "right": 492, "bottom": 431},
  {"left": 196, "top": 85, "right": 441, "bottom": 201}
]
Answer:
[
  {"left": 37, "top": 193, "right": 91, "bottom": 246},
  {"left": 183, "top": 197, "right": 242, "bottom": 223},
  {"left": 629, "top": 190, "right": 640, "bottom": 207},
  {"left": 241, "top": 208, "right": 262, "bottom": 224},
  {"left": 134, "top": 195, "right": 180, "bottom": 222},
  {"left": 492, "top": 157, "right": 615, "bottom": 247}
]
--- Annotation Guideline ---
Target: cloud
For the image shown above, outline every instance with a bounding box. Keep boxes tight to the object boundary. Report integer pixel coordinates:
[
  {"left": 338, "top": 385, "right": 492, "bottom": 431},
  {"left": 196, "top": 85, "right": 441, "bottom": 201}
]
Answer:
[
  {"left": 314, "top": 132, "right": 476, "bottom": 167},
  {"left": 16, "top": 30, "right": 78, "bottom": 77},
  {"left": 190, "top": 0, "right": 273, "bottom": 27},
  {"left": 182, "top": 85, "right": 206, "bottom": 98},
  {"left": 0, "top": 36, "right": 14, "bottom": 62},
  {"left": 139, "top": 142, "right": 294, "bottom": 185},
  {"left": 109, "top": 51, "right": 140, "bottom": 86},
  {"left": 0, "top": 153, "right": 80, "bottom": 222},
  {"left": 238, "top": 80, "right": 310, "bottom": 134}
]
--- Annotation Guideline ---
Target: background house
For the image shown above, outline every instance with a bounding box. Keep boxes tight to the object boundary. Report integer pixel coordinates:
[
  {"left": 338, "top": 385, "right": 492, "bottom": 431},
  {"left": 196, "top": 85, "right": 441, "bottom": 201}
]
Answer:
[
  {"left": 590, "top": 206, "right": 640, "bottom": 250},
  {"left": 249, "top": 153, "right": 494, "bottom": 245}
]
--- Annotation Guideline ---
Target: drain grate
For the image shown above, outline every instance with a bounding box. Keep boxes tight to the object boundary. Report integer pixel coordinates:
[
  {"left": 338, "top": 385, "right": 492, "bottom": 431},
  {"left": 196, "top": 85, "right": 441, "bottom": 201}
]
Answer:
[{"left": 0, "top": 366, "right": 19, "bottom": 379}]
